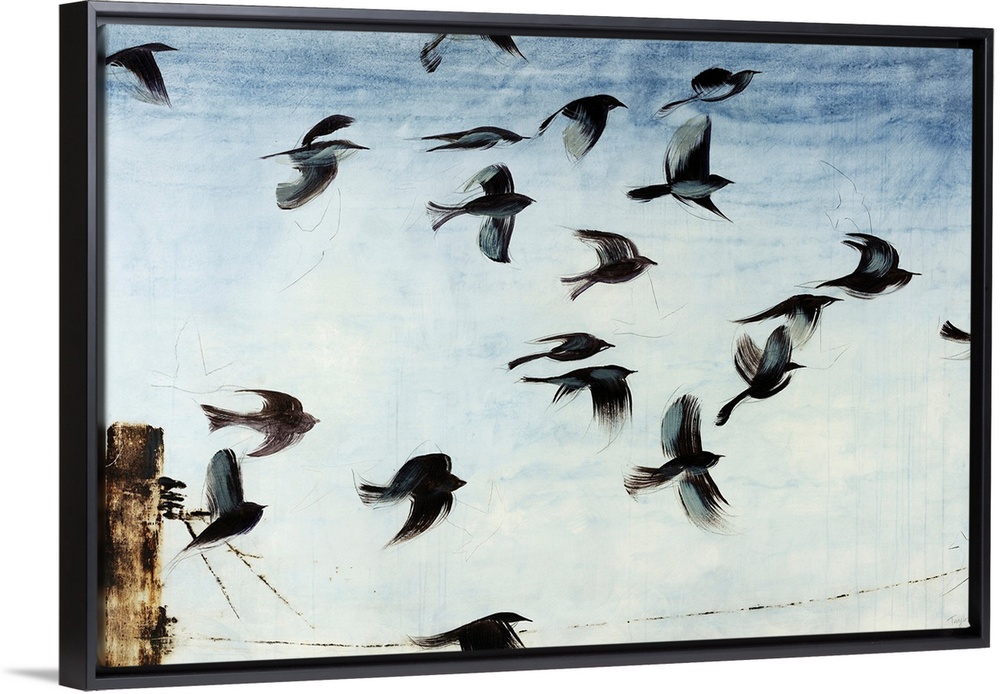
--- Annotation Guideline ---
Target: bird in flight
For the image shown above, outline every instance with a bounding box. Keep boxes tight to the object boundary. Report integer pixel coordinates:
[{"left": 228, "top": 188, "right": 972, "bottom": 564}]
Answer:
[
  {"left": 537, "top": 94, "right": 627, "bottom": 162},
  {"left": 817, "top": 232, "right": 919, "bottom": 298},
  {"left": 507, "top": 332, "right": 614, "bottom": 370},
  {"left": 261, "top": 115, "right": 367, "bottom": 210},
  {"left": 410, "top": 612, "right": 531, "bottom": 651},
  {"left": 656, "top": 67, "right": 761, "bottom": 116},
  {"left": 356, "top": 453, "right": 466, "bottom": 547},
  {"left": 420, "top": 34, "right": 526, "bottom": 73},
  {"left": 105, "top": 42, "right": 177, "bottom": 106},
  {"left": 168, "top": 449, "right": 266, "bottom": 569},
  {"left": 716, "top": 325, "right": 803, "bottom": 426},
  {"left": 940, "top": 320, "right": 971, "bottom": 359},
  {"left": 627, "top": 114, "right": 733, "bottom": 221},
  {"left": 625, "top": 394, "right": 730, "bottom": 533},
  {"left": 521, "top": 365, "right": 636, "bottom": 435},
  {"left": 426, "top": 163, "right": 534, "bottom": 263},
  {"left": 420, "top": 126, "right": 529, "bottom": 152},
  {"left": 200, "top": 389, "right": 318, "bottom": 457},
  {"left": 733, "top": 294, "right": 841, "bottom": 348},
  {"left": 561, "top": 229, "right": 656, "bottom": 300}
]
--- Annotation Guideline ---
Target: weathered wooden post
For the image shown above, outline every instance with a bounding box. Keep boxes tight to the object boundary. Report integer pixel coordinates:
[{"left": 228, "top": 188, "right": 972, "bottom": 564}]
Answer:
[{"left": 101, "top": 422, "right": 173, "bottom": 666}]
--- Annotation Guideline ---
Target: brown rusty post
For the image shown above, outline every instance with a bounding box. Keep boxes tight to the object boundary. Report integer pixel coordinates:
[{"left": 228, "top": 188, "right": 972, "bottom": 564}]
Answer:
[{"left": 101, "top": 422, "right": 172, "bottom": 666}]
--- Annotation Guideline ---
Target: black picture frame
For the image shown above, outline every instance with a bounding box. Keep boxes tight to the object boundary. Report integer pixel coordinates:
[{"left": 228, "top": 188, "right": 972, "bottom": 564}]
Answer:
[{"left": 60, "top": 1, "right": 992, "bottom": 690}]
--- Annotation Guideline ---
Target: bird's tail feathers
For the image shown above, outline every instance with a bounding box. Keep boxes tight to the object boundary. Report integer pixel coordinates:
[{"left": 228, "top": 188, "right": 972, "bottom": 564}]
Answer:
[
  {"left": 426, "top": 201, "right": 466, "bottom": 231},
  {"left": 656, "top": 97, "right": 695, "bottom": 117},
  {"left": 200, "top": 404, "right": 236, "bottom": 432},
  {"left": 507, "top": 353, "right": 544, "bottom": 370},
  {"left": 627, "top": 184, "right": 672, "bottom": 202},
  {"left": 355, "top": 478, "right": 390, "bottom": 506},
  {"left": 715, "top": 389, "right": 750, "bottom": 426},
  {"left": 561, "top": 277, "right": 595, "bottom": 301},
  {"left": 624, "top": 467, "right": 669, "bottom": 496}
]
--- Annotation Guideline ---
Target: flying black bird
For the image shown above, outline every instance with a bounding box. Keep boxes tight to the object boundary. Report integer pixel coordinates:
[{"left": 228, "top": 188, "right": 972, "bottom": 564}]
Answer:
[
  {"left": 625, "top": 394, "right": 730, "bottom": 533},
  {"left": 734, "top": 294, "right": 841, "bottom": 348},
  {"left": 411, "top": 612, "right": 531, "bottom": 651},
  {"left": 508, "top": 332, "right": 614, "bottom": 370},
  {"left": 356, "top": 453, "right": 466, "bottom": 547},
  {"left": 537, "top": 94, "right": 627, "bottom": 162},
  {"left": 561, "top": 229, "right": 657, "bottom": 300},
  {"left": 169, "top": 449, "right": 266, "bottom": 569},
  {"left": 426, "top": 163, "right": 534, "bottom": 263},
  {"left": 817, "top": 232, "right": 918, "bottom": 298},
  {"left": 940, "top": 321, "right": 971, "bottom": 359},
  {"left": 420, "top": 126, "right": 529, "bottom": 152},
  {"left": 105, "top": 43, "right": 177, "bottom": 106},
  {"left": 200, "top": 389, "right": 319, "bottom": 457},
  {"left": 521, "top": 365, "right": 636, "bottom": 434},
  {"left": 656, "top": 67, "right": 761, "bottom": 116},
  {"left": 716, "top": 325, "right": 803, "bottom": 426},
  {"left": 261, "top": 128, "right": 368, "bottom": 210},
  {"left": 420, "top": 34, "right": 526, "bottom": 73},
  {"left": 627, "top": 114, "right": 733, "bottom": 221}
]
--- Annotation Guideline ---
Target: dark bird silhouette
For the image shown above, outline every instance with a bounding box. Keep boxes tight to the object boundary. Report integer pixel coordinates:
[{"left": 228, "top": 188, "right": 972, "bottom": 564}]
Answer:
[
  {"left": 627, "top": 114, "right": 733, "bottom": 221},
  {"left": 734, "top": 294, "right": 841, "bottom": 348},
  {"left": 817, "top": 232, "right": 918, "bottom": 298},
  {"left": 508, "top": 332, "right": 614, "bottom": 370},
  {"left": 420, "top": 126, "right": 529, "bottom": 152},
  {"left": 940, "top": 321, "right": 971, "bottom": 359},
  {"left": 200, "top": 389, "right": 319, "bottom": 457},
  {"left": 561, "top": 229, "right": 656, "bottom": 300},
  {"left": 411, "top": 612, "right": 531, "bottom": 651},
  {"left": 356, "top": 453, "right": 466, "bottom": 546},
  {"left": 537, "top": 94, "right": 627, "bottom": 162},
  {"left": 169, "top": 449, "right": 265, "bottom": 569},
  {"left": 420, "top": 34, "right": 526, "bottom": 73},
  {"left": 521, "top": 365, "right": 636, "bottom": 434},
  {"left": 261, "top": 129, "right": 368, "bottom": 210},
  {"left": 656, "top": 67, "right": 761, "bottom": 116},
  {"left": 426, "top": 163, "right": 534, "bottom": 263},
  {"left": 625, "top": 394, "right": 729, "bottom": 532},
  {"left": 716, "top": 325, "right": 804, "bottom": 426},
  {"left": 105, "top": 43, "right": 177, "bottom": 106}
]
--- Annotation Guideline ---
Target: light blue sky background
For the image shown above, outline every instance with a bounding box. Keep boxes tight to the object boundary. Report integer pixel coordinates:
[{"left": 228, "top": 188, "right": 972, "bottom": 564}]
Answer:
[{"left": 99, "top": 18, "right": 975, "bottom": 665}]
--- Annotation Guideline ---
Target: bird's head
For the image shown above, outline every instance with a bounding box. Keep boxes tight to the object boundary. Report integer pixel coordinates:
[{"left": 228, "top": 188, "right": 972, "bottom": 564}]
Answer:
[
  {"left": 446, "top": 475, "right": 467, "bottom": 492},
  {"left": 708, "top": 175, "right": 735, "bottom": 187},
  {"left": 598, "top": 339, "right": 615, "bottom": 352},
  {"left": 786, "top": 362, "right": 806, "bottom": 371},
  {"left": 639, "top": 256, "right": 658, "bottom": 267},
  {"left": 597, "top": 94, "right": 628, "bottom": 110}
]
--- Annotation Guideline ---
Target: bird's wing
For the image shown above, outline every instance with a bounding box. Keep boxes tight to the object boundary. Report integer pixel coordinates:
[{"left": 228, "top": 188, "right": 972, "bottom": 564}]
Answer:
[
  {"left": 387, "top": 493, "right": 454, "bottom": 546},
  {"left": 205, "top": 449, "right": 244, "bottom": 519},
  {"left": 661, "top": 394, "right": 703, "bottom": 458},
  {"left": 624, "top": 461, "right": 686, "bottom": 495},
  {"left": 106, "top": 45, "right": 172, "bottom": 106},
  {"left": 677, "top": 471, "right": 731, "bottom": 533},
  {"left": 241, "top": 389, "right": 303, "bottom": 415},
  {"left": 248, "top": 430, "right": 301, "bottom": 458},
  {"left": 274, "top": 162, "right": 338, "bottom": 210},
  {"left": 462, "top": 620, "right": 525, "bottom": 650},
  {"left": 483, "top": 35, "right": 526, "bottom": 60},
  {"left": 421, "top": 128, "right": 475, "bottom": 142},
  {"left": 301, "top": 114, "right": 354, "bottom": 146},
  {"left": 463, "top": 163, "right": 515, "bottom": 196},
  {"left": 531, "top": 333, "right": 581, "bottom": 346},
  {"left": 734, "top": 333, "right": 764, "bottom": 384},
  {"left": 756, "top": 326, "right": 794, "bottom": 383},
  {"left": 409, "top": 625, "right": 465, "bottom": 649},
  {"left": 183, "top": 503, "right": 264, "bottom": 553},
  {"left": 588, "top": 368, "right": 633, "bottom": 433},
  {"left": 845, "top": 232, "right": 899, "bottom": 276},
  {"left": 560, "top": 100, "right": 607, "bottom": 161},
  {"left": 690, "top": 67, "right": 735, "bottom": 97},
  {"left": 574, "top": 229, "right": 640, "bottom": 266},
  {"left": 940, "top": 321, "right": 971, "bottom": 343},
  {"left": 478, "top": 216, "right": 514, "bottom": 263},
  {"left": 420, "top": 34, "right": 447, "bottom": 72},
  {"left": 665, "top": 114, "right": 711, "bottom": 183},
  {"left": 734, "top": 297, "right": 793, "bottom": 324}
]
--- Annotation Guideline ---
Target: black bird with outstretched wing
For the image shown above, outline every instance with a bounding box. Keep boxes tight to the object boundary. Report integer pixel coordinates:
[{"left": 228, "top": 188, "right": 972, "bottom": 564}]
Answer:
[
  {"left": 625, "top": 394, "right": 729, "bottom": 532},
  {"left": 420, "top": 34, "right": 526, "bottom": 73},
  {"left": 716, "top": 326, "right": 804, "bottom": 426},
  {"left": 818, "top": 232, "right": 918, "bottom": 298},
  {"left": 508, "top": 332, "right": 613, "bottom": 370},
  {"left": 421, "top": 126, "right": 529, "bottom": 152},
  {"left": 410, "top": 612, "right": 531, "bottom": 651},
  {"left": 657, "top": 67, "right": 760, "bottom": 116},
  {"left": 561, "top": 229, "right": 656, "bottom": 300},
  {"left": 521, "top": 365, "right": 636, "bottom": 435},
  {"left": 537, "top": 94, "right": 627, "bottom": 162},
  {"left": 734, "top": 294, "right": 841, "bottom": 348},
  {"left": 200, "top": 389, "right": 319, "bottom": 457},
  {"left": 426, "top": 163, "right": 534, "bottom": 263},
  {"left": 356, "top": 453, "right": 466, "bottom": 547}
]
